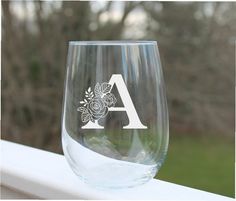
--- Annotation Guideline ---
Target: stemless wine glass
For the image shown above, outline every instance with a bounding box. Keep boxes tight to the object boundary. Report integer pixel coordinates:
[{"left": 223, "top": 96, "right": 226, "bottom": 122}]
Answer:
[{"left": 61, "top": 41, "right": 169, "bottom": 188}]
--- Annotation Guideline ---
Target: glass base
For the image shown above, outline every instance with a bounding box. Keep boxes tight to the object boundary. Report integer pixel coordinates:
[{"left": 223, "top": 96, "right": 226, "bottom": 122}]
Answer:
[
  {"left": 71, "top": 162, "right": 156, "bottom": 189},
  {"left": 62, "top": 132, "right": 157, "bottom": 189}
]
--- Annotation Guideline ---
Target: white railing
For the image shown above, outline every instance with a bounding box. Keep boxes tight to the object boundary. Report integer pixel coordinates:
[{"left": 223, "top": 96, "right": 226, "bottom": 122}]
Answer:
[{"left": 0, "top": 140, "right": 233, "bottom": 200}]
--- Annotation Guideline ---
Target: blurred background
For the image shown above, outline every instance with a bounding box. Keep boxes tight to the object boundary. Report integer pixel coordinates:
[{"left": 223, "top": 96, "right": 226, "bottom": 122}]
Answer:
[{"left": 1, "top": 1, "right": 235, "bottom": 197}]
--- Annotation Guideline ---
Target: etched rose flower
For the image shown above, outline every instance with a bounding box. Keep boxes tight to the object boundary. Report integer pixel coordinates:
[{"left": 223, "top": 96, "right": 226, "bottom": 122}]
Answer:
[
  {"left": 78, "top": 82, "right": 117, "bottom": 124},
  {"left": 87, "top": 97, "right": 108, "bottom": 121},
  {"left": 103, "top": 93, "right": 117, "bottom": 107}
]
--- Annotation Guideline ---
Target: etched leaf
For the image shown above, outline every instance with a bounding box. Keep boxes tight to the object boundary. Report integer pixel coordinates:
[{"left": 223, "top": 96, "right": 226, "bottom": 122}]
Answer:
[
  {"left": 77, "top": 107, "right": 85, "bottom": 112},
  {"left": 94, "top": 83, "right": 101, "bottom": 96},
  {"left": 101, "top": 83, "right": 112, "bottom": 94},
  {"left": 81, "top": 110, "right": 91, "bottom": 122},
  {"left": 80, "top": 101, "right": 85, "bottom": 104},
  {"left": 86, "top": 91, "right": 94, "bottom": 100},
  {"left": 88, "top": 87, "right": 91, "bottom": 92}
]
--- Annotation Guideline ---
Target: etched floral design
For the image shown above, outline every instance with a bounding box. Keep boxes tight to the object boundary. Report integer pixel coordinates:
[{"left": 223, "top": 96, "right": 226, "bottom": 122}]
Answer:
[
  {"left": 103, "top": 93, "right": 116, "bottom": 107},
  {"left": 77, "top": 82, "right": 117, "bottom": 123}
]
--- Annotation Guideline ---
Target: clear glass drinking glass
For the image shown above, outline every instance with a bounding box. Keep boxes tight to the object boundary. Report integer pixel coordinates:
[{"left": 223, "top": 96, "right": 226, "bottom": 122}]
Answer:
[{"left": 61, "top": 41, "right": 169, "bottom": 188}]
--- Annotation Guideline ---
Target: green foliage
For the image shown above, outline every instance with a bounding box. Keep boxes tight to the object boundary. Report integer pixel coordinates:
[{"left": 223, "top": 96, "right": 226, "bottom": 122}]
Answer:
[{"left": 157, "top": 135, "right": 234, "bottom": 197}]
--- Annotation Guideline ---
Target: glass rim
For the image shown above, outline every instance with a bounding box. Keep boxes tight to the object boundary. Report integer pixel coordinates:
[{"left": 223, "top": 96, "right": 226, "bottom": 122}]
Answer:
[{"left": 69, "top": 40, "right": 157, "bottom": 46}]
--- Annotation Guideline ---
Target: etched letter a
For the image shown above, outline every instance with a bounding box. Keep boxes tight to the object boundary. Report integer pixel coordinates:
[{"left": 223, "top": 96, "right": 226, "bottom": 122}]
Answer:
[{"left": 82, "top": 74, "right": 147, "bottom": 129}]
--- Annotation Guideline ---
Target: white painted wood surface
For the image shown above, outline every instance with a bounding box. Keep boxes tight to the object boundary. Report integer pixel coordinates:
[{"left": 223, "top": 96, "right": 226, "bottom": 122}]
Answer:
[
  {"left": 1, "top": 185, "right": 36, "bottom": 199},
  {"left": 0, "top": 140, "right": 234, "bottom": 200}
]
